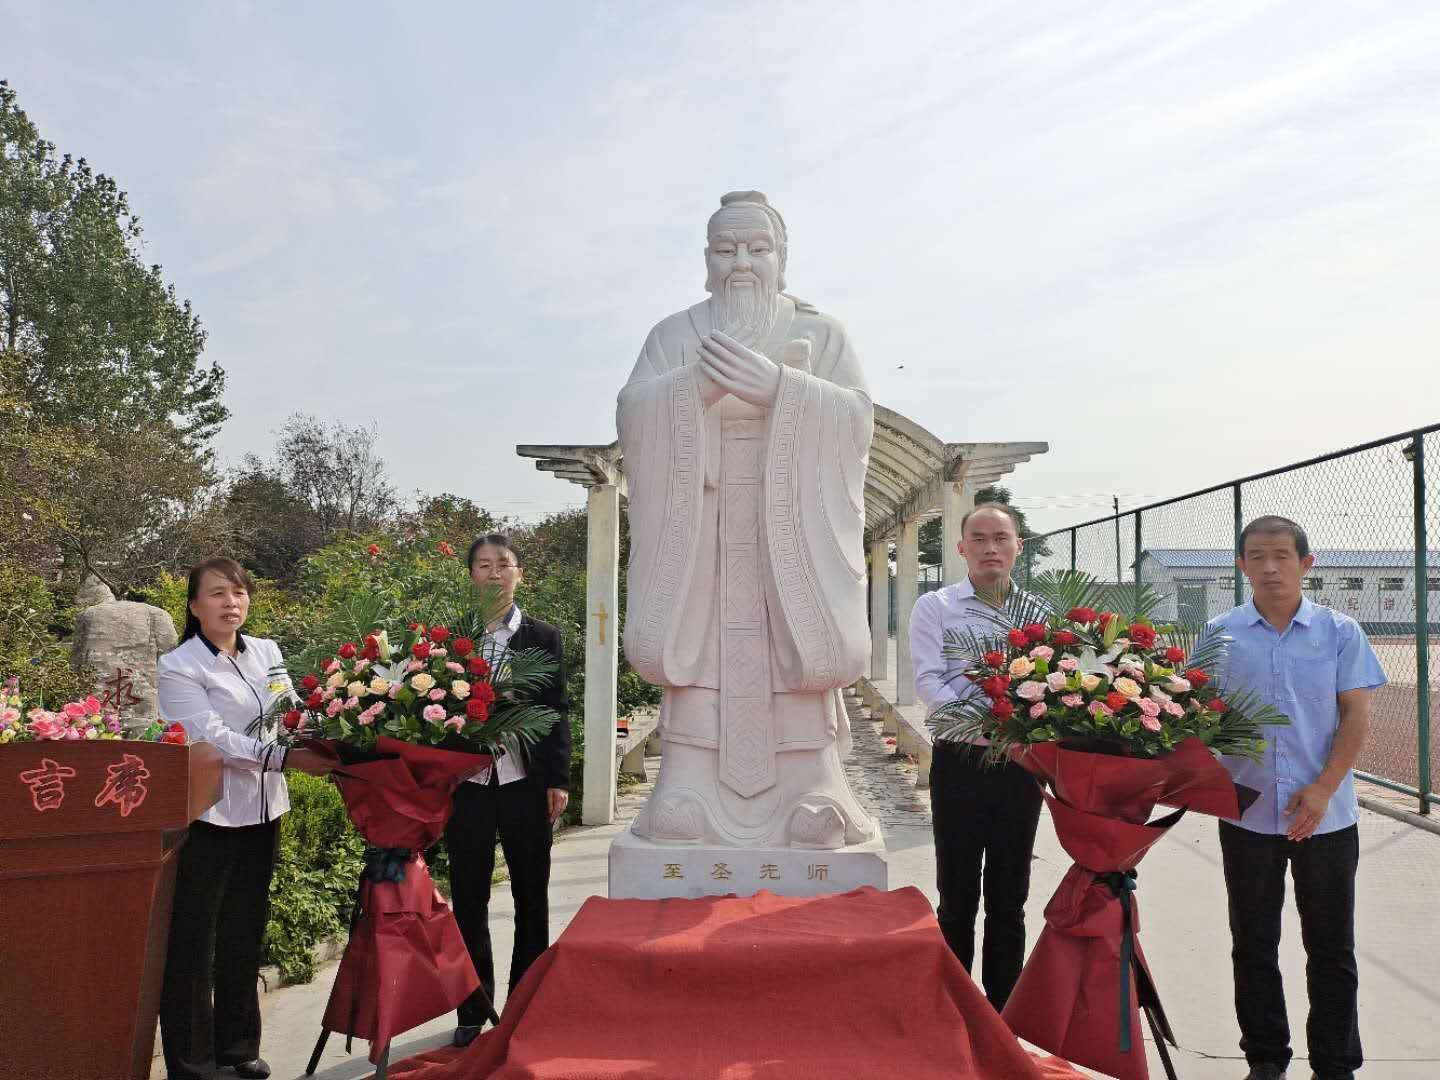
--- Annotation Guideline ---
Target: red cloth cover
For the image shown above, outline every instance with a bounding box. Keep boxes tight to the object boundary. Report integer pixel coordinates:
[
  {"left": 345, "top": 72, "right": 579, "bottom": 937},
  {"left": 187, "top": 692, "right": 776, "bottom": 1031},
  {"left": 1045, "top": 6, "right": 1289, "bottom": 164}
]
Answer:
[
  {"left": 389, "top": 886, "right": 1087, "bottom": 1080},
  {"left": 311, "top": 736, "right": 490, "bottom": 1063},
  {"left": 1000, "top": 737, "right": 1246, "bottom": 1080}
]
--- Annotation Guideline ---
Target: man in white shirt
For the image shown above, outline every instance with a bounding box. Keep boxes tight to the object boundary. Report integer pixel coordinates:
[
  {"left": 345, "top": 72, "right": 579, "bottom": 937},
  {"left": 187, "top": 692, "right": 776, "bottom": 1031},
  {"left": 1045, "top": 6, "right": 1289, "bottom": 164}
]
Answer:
[
  {"left": 908, "top": 502, "right": 1043, "bottom": 1010},
  {"left": 445, "top": 534, "right": 571, "bottom": 1047}
]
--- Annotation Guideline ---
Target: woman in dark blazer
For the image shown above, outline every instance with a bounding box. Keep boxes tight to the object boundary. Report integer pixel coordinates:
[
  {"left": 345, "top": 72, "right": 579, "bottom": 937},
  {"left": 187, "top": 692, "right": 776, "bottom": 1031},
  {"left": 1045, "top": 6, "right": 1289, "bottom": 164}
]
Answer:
[{"left": 445, "top": 533, "right": 571, "bottom": 1047}]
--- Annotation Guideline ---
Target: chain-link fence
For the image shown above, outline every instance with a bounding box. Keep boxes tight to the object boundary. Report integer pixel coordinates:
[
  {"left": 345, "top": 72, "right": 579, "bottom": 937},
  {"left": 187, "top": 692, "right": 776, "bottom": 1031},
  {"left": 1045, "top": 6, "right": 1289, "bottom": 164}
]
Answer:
[{"left": 1021, "top": 423, "right": 1438, "bottom": 815}]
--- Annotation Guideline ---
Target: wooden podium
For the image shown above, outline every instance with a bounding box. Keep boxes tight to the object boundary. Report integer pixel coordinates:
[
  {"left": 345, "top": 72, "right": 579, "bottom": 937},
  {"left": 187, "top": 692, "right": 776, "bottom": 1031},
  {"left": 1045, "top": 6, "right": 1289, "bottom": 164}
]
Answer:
[{"left": 0, "top": 740, "right": 223, "bottom": 1080}]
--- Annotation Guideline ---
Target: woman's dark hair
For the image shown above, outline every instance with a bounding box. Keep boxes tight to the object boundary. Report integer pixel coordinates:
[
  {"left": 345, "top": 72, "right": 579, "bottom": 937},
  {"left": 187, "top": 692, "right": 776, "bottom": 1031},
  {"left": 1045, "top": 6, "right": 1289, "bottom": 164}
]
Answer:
[
  {"left": 181, "top": 557, "right": 256, "bottom": 642},
  {"left": 466, "top": 532, "right": 523, "bottom": 570}
]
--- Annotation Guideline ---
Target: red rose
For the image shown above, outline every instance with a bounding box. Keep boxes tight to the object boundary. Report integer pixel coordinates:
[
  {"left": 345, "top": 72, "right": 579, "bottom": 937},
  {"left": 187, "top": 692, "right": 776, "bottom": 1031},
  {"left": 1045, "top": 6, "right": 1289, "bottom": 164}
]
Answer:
[
  {"left": 1105, "top": 691, "right": 1129, "bottom": 712},
  {"left": 1007, "top": 629, "right": 1030, "bottom": 648},
  {"left": 1165, "top": 646, "right": 1186, "bottom": 664},
  {"left": 1208, "top": 697, "right": 1228, "bottom": 714},
  {"left": 1097, "top": 612, "right": 1116, "bottom": 629},
  {"left": 1066, "top": 607, "right": 1097, "bottom": 624},
  {"left": 306, "top": 691, "right": 323, "bottom": 709},
  {"left": 979, "top": 675, "right": 1011, "bottom": 700},
  {"left": 990, "top": 698, "right": 1015, "bottom": 720},
  {"left": 1024, "top": 623, "right": 1048, "bottom": 642},
  {"left": 166, "top": 722, "right": 186, "bottom": 734},
  {"left": 452, "top": 637, "right": 475, "bottom": 658},
  {"left": 412, "top": 641, "right": 431, "bottom": 659},
  {"left": 465, "top": 698, "right": 490, "bottom": 722},
  {"left": 361, "top": 641, "right": 379, "bottom": 660},
  {"left": 1052, "top": 629, "right": 1078, "bottom": 646},
  {"left": 982, "top": 650, "right": 1006, "bottom": 668},
  {"left": 367, "top": 543, "right": 380, "bottom": 556},
  {"left": 338, "top": 642, "right": 357, "bottom": 660},
  {"left": 161, "top": 726, "right": 187, "bottom": 745},
  {"left": 409, "top": 621, "right": 422, "bottom": 632},
  {"left": 301, "top": 674, "right": 319, "bottom": 691},
  {"left": 1128, "top": 623, "right": 1157, "bottom": 648},
  {"left": 283, "top": 709, "right": 302, "bottom": 730},
  {"left": 467, "top": 657, "right": 491, "bottom": 677},
  {"left": 1185, "top": 668, "right": 1210, "bottom": 687},
  {"left": 429, "top": 626, "right": 451, "bottom": 643},
  {"left": 471, "top": 682, "right": 497, "bottom": 705}
]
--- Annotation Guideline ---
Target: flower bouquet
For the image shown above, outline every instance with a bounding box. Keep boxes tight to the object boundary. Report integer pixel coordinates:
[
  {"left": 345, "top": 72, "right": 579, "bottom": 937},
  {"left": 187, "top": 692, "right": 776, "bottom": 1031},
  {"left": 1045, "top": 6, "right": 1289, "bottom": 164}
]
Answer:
[
  {"left": 930, "top": 572, "right": 1287, "bottom": 1080},
  {"left": 0, "top": 677, "right": 127, "bottom": 744},
  {"left": 254, "top": 601, "right": 560, "bottom": 1075}
]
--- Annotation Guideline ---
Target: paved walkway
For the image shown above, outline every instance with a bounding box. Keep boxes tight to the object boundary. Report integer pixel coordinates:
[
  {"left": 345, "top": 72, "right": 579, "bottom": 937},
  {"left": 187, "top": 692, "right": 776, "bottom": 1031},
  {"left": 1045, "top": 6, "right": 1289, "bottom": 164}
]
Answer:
[{"left": 181, "top": 693, "right": 1440, "bottom": 1079}]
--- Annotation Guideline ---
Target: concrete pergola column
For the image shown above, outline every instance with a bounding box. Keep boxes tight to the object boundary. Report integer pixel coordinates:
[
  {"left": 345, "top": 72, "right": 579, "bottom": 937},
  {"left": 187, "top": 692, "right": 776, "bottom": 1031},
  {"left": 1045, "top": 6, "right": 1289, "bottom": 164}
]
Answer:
[
  {"left": 895, "top": 517, "right": 921, "bottom": 706},
  {"left": 941, "top": 474, "right": 974, "bottom": 586},
  {"left": 581, "top": 482, "right": 621, "bottom": 824},
  {"left": 869, "top": 534, "right": 890, "bottom": 680}
]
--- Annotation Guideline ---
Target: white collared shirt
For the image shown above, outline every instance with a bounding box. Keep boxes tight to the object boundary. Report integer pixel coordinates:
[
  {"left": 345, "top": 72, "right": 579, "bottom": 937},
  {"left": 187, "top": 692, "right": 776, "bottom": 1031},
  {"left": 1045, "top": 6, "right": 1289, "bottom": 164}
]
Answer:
[
  {"left": 466, "top": 605, "right": 529, "bottom": 786},
  {"left": 156, "top": 633, "right": 291, "bottom": 826},
  {"left": 908, "top": 576, "right": 1022, "bottom": 745}
]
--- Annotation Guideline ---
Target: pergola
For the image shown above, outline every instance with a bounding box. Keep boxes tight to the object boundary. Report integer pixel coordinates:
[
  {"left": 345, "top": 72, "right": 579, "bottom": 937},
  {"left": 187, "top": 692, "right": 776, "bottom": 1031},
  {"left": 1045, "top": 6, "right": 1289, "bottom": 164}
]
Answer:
[{"left": 518, "top": 410, "right": 1046, "bottom": 824}]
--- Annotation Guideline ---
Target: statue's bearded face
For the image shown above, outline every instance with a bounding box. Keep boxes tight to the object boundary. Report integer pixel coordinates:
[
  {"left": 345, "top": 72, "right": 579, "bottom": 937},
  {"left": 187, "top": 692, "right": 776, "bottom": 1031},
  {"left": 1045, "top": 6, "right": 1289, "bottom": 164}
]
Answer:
[{"left": 705, "top": 207, "right": 781, "bottom": 345}]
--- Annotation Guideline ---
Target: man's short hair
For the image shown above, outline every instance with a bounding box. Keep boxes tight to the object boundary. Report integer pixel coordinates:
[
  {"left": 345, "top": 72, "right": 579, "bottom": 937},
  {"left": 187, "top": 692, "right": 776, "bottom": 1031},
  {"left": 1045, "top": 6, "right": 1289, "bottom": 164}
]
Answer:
[
  {"left": 1238, "top": 515, "right": 1310, "bottom": 559},
  {"left": 466, "top": 532, "right": 523, "bottom": 570},
  {"left": 960, "top": 502, "right": 1022, "bottom": 535}
]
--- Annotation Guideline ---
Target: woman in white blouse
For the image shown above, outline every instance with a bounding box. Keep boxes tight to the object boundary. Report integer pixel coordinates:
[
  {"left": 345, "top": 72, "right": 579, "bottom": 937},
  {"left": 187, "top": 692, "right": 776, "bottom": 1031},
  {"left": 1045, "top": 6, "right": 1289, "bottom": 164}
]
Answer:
[{"left": 156, "top": 557, "right": 332, "bottom": 1080}]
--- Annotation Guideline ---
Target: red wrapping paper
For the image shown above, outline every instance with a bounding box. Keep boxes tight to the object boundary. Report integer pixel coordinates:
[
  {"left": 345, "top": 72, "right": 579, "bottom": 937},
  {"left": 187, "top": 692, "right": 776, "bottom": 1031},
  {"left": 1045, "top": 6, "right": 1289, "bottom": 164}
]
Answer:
[
  {"left": 309, "top": 736, "right": 491, "bottom": 1063},
  {"left": 1000, "top": 737, "right": 1247, "bottom": 1080}
]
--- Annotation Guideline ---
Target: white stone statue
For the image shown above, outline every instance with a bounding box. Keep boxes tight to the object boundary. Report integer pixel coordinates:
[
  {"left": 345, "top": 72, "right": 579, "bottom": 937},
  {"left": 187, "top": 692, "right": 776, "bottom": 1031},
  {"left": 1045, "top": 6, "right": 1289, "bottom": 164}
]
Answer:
[{"left": 614, "top": 191, "right": 881, "bottom": 874}]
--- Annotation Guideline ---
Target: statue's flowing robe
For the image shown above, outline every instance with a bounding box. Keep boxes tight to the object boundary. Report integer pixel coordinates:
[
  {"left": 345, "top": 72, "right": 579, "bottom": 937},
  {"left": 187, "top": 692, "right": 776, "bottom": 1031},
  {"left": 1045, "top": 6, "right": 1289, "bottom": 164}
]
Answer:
[{"left": 618, "top": 297, "right": 873, "bottom": 799}]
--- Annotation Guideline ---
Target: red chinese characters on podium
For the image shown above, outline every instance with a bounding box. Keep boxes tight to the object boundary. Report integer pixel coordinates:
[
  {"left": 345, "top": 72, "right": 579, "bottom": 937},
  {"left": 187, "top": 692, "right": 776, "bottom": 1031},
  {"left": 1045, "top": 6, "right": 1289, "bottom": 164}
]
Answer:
[
  {"left": 94, "top": 752, "right": 151, "bottom": 817},
  {"left": 19, "top": 757, "right": 78, "bottom": 812}
]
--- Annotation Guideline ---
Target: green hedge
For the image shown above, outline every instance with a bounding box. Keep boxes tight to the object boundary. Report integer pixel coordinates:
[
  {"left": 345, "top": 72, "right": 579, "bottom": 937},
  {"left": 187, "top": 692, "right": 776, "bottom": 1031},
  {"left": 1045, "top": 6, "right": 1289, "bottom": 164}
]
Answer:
[{"left": 263, "top": 772, "right": 365, "bottom": 984}]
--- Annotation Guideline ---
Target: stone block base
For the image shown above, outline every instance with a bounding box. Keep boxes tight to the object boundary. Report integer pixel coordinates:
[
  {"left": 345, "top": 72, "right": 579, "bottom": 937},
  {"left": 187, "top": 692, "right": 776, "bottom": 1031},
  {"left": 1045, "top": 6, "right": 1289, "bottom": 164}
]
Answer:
[{"left": 608, "top": 826, "right": 887, "bottom": 900}]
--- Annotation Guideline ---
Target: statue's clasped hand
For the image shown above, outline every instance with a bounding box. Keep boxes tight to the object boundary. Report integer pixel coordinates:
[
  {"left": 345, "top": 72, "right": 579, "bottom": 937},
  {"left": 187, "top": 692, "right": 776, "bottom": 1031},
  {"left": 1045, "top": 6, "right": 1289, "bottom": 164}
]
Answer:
[{"left": 698, "top": 330, "right": 782, "bottom": 407}]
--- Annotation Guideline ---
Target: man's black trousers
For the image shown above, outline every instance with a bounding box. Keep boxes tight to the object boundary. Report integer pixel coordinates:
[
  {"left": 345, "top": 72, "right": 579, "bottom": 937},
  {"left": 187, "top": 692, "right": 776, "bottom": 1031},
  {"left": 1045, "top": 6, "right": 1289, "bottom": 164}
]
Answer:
[
  {"left": 446, "top": 777, "right": 553, "bottom": 1026},
  {"left": 929, "top": 741, "right": 1044, "bottom": 1011},
  {"left": 1219, "top": 820, "right": 1361, "bottom": 1079}
]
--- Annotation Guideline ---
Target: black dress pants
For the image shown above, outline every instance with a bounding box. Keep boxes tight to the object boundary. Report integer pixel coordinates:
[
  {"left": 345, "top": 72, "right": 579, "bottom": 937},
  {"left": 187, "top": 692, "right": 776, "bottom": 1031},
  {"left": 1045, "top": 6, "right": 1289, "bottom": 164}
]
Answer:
[
  {"left": 160, "top": 818, "right": 279, "bottom": 1079},
  {"left": 929, "top": 741, "right": 1044, "bottom": 1010},
  {"left": 1219, "top": 820, "right": 1362, "bottom": 1079},
  {"left": 446, "top": 777, "right": 553, "bottom": 1026}
]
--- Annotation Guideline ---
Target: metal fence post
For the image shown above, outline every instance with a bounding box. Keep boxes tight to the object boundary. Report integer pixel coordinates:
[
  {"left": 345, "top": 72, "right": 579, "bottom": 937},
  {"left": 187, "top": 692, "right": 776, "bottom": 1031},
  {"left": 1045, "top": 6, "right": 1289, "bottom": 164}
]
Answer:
[
  {"left": 1232, "top": 483, "right": 1244, "bottom": 607},
  {"left": 1070, "top": 528, "right": 1077, "bottom": 573},
  {"left": 1134, "top": 511, "right": 1143, "bottom": 585},
  {"left": 1412, "top": 434, "right": 1431, "bottom": 813}
]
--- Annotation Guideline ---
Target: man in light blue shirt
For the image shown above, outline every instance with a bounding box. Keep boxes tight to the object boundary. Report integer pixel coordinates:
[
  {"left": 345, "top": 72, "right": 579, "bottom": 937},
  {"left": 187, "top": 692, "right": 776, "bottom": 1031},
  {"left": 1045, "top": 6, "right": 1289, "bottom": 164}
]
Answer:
[{"left": 1209, "top": 516, "right": 1386, "bottom": 1080}]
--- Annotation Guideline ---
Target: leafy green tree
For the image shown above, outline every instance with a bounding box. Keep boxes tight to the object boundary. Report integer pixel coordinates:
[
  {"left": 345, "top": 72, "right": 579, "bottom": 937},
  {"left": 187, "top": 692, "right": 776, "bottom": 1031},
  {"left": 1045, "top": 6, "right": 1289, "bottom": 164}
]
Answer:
[
  {"left": 919, "top": 484, "right": 1052, "bottom": 565},
  {"left": 1, "top": 80, "right": 225, "bottom": 445}
]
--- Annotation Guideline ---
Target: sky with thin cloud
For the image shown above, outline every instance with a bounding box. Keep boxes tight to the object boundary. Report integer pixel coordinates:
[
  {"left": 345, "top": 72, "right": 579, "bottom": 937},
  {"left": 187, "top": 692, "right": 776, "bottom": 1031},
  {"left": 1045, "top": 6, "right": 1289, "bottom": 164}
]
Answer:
[{"left": 5, "top": 0, "right": 1438, "bottom": 535}]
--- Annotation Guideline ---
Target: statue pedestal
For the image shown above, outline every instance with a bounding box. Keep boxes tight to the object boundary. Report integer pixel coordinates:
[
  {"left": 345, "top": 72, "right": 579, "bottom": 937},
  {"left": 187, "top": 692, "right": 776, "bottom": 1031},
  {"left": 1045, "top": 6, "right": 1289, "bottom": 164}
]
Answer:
[{"left": 608, "top": 825, "right": 886, "bottom": 900}]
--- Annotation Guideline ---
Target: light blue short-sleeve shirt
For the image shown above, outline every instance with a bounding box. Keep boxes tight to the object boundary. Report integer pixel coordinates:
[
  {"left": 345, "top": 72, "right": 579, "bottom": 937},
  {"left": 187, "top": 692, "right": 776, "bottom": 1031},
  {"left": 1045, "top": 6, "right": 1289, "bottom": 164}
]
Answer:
[{"left": 1208, "top": 597, "right": 1387, "bottom": 836}]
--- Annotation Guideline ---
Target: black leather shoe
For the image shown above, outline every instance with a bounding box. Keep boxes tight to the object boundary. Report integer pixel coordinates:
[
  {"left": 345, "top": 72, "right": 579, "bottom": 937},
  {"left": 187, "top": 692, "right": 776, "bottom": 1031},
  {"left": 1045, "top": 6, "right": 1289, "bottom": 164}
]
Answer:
[
  {"left": 454, "top": 1024, "right": 483, "bottom": 1047},
  {"left": 231, "top": 1061, "right": 272, "bottom": 1080},
  {"left": 1243, "top": 1065, "right": 1285, "bottom": 1080}
]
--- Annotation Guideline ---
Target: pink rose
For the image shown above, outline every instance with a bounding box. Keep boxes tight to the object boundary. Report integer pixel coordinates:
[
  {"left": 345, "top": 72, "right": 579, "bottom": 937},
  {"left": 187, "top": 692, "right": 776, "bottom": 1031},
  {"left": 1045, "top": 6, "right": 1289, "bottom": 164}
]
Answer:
[
  {"left": 64, "top": 726, "right": 82, "bottom": 739},
  {"left": 325, "top": 659, "right": 340, "bottom": 673},
  {"left": 353, "top": 658, "right": 370, "bottom": 673},
  {"left": 1061, "top": 693, "right": 1084, "bottom": 708},
  {"left": 444, "top": 717, "right": 465, "bottom": 731},
  {"left": 325, "top": 699, "right": 344, "bottom": 717},
  {"left": 1029, "top": 702, "right": 1048, "bottom": 719},
  {"left": 446, "top": 662, "right": 464, "bottom": 674},
  {"left": 344, "top": 696, "right": 359, "bottom": 710},
  {"left": 1104, "top": 664, "right": 1119, "bottom": 679},
  {"left": 1046, "top": 671, "right": 1069, "bottom": 692},
  {"left": 1015, "top": 681, "right": 1048, "bottom": 702},
  {"left": 1029, "top": 645, "right": 1055, "bottom": 662},
  {"left": 1141, "top": 714, "right": 1162, "bottom": 732},
  {"left": 63, "top": 701, "right": 86, "bottom": 720},
  {"left": 408, "top": 659, "right": 424, "bottom": 672},
  {"left": 1164, "top": 701, "right": 1185, "bottom": 718},
  {"left": 1164, "top": 677, "right": 1192, "bottom": 694},
  {"left": 388, "top": 683, "right": 401, "bottom": 698},
  {"left": 428, "top": 688, "right": 446, "bottom": 701},
  {"left": 1057, "top": 657, "right": 1079, "bottom": 672},
  {"left": 430, "top": 647, "right": 447, "bottom": 658},
  {"left": 423, "top": 703, "right": 446, "bottom": 723},
  {"left": 1149, "top": 687, "right": 1172, "bottom": 705},
  {"left": 1088, "top": 700, "right": 1114, "bottom": 718},
  {"left": 1138, "top": 698, "right": 1161, "bottom": 718},
  {"left": 82, "top": 696, "right": 103, "bottom": 715}
]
